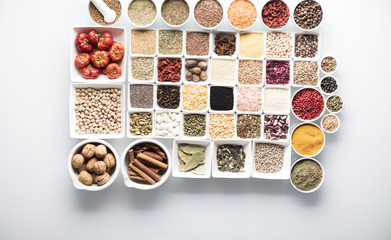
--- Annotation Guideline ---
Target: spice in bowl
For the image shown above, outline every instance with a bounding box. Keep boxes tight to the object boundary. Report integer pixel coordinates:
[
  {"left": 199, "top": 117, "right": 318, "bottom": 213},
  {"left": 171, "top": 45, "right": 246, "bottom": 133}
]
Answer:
[
  {"left": 320, "top": 76, "right": 338, "bottom": 94},
  {"left": 128, "top": 0, "right": 157, "bottom": 27},
  {"left": 89, "top": 0, "right": 121, "bottom": 26},
  {"left": 184, "top": 59, "right": 208, "bottom": 82},
  {"left": 228, "top": 0, "right": 257, "bottom": 30},
  {"left": 293, "top": 0, "right": 323, "bottom": 30},
  {"left": 72, "top": 143, "right": 116, "bottom": 186},
  {"left": 194, "top": 0, "right": 223, "bottom": 28},
  {"left": 238, "top": 60, "right": 263, "bottom": 85},
  {"left": 237, "top": 114, "right": 261, "bottom": 139},
  {"left": 161, "top": 0, "right": 189, "bottom": 26},
  {"left": 209, "top": 114, "right": 235, "bottom": 139},
  {"left": 217, "top": 145, "right": 245, "bottom": 172},
  {"left": 214, "top": 33, "right": 236, "bottom": 56},
  {"left": 178, "top": 144, "right": 206, "bottom": 174},
  {"left": 157, "top": 85, "right": 180, "bottom": 109},
  {"left": 129, "top": 84, "right": 154, "bottom": 109},
  {"left": 183, "top": 114, "right": 206, "bottom": 137},
  {"left": 261, "top": 0, "right": 290, "bottom": 29},
  {"left": 266, "top": 60, "right": 290, "bottom": 85},
  {"left": 326, "top": 95, "right": 344, "bottom": 113},
  {"left": 291, "top": 159, "right": 323, "bottom": 192},
  {"left": 182, "top": 85, "right": 208, "bottom": 111},
  {"left": 293, "top": 61, "right": 318, "bottom": 86},
  {"left": 266, "top": 32, "right": 293, "bottom": 58},
  {"left": 129, "top": 112, "right": 153, "bottom": 136},
  {"left": 131, "top": 57, "right": 154, "bottom": 81},
  {"left": 210, "top": 86, "right": 234, "bottom": 111},
  {"left": 237, "top": 86, "right": 262, "bottom": 112},
  {"left": 292, "top": 88, "right": 324, "bottom": 121},
  {"left": 155, "top": 112, "right": 181, "bottom": 137},
  {"left": 186, "top": 32, "right": 210, "bottom": 56},
  {"left": 211, "top": 59, "right": 237, "bottom": 84},
  {"left": 157, "top": 58, "right": 182, "bottom": 83},
  {"left": 159, "top": 30, "right": 183, "bottom": 55},
  {"left": 322, "top": 114, "right": 340, "bottom": 133},
  {"left": 131, "top": 30, "right": 156, "bottom": 55},
  {"left": 239, "top": 33, "right": 264, "bottom": 58},
  {"left": 295, "top": 34, "right": 318, "bottom": 58},
  {"left": 291, "top": 124, "right": 324, "bottom": 157},
  {"left": 128, "top": 142, "right": 168, "bottom": 185},
  {"left": 321, "top": 56, "right": 338, "bottom": 73},
  {"left": 264, "top": 115, "right": 289, "bottom": 140},
  {"left": 263, "top": 88, "right": 290, "bottom": 114},
  {"left": 254, "top": 143, "right": 285, "bottom": 173}
]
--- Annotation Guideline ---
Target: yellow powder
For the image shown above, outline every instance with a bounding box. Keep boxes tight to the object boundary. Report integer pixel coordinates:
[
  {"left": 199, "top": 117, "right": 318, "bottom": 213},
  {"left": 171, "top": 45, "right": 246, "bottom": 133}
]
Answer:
[
  {"left": 292, "top": 124, "right": 324, "bottom": 156},
  {"left": 239, "top": 33, "right": 264, "bottom": 58}
]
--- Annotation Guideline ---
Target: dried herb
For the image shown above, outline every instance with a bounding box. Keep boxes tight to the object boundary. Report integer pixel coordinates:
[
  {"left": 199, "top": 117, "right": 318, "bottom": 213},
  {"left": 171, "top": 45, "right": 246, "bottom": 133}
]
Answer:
[
  {"left": 183, "top": 114, "right": 206, "bottom": 137},
  {"left": 291, "top": 159, "right": 323, "bottom": 191},
  {"left": 178, "top": 144, "right": 206, "bottom": 174},
  {"left": 236, "top": 114, "right": 261, "bottom": 139},
  {"left": 181, "top": 145, "right": 205, "bottom": 155},
  {"left": 159, "top": 30, "right": 183, "bottom": 55},
  {"left": 326, "top": 95, "right": 343, "bottom": 112},
  {"left": 217, "top": 145, "right": 245, "bottom": 172}
]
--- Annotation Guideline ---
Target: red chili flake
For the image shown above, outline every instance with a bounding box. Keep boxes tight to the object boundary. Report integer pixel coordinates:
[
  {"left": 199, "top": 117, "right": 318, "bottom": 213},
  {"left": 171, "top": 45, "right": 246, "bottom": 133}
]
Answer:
[
  {"left": 292, "top": 88, "right": 324, "bottom": 120},
  {"left": 157, "top": 58, "right": 182, "bottom": 82}
]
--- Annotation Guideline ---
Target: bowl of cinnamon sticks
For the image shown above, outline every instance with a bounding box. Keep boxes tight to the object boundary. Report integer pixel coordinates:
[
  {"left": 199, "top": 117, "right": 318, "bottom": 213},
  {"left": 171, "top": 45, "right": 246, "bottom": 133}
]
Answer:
[{"left": 121, "top": 139, "right": 171, "bottom": 190}]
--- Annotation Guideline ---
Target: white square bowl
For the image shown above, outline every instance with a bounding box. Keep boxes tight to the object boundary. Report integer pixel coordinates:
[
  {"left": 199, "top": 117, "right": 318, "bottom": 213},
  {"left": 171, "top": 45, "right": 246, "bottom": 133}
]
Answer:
[
  {"left": 157, "top": 29, "right": 185, "bottom": 57},
  {"left": 130, "top": 29, "right": 157, "bottom": 56},
  {"left": 172, "top": 139, "right": 212, "bottom": 178},
  {"left": 128, "top": 83, "right": 155, "bottom": 111},
  {"left": 262, "top": 114, "right": 290, "bottom": 142},
  {"left": 154, "top": 110, "right": 181, "bottom": 139},
  {"left": 236, "top": 85, "right": 263, "bottom": 114},
  {"left": 237, "top": 58, "right": 265, "bottom": 86},
  {"left": 210, "top": 58, "right": 238, "bottom": 86},
  {"left": 156, "top": 56, "right": 184, "bottom": 85},
  {"left": 184, "top": 30, "right": 212, "bottom": 58},
  {"left": 211, "top": 31, "right": 239, "bottom": 59},
  {"left": 128, "top": 56, "right": 156, "bottom": 84},
  {"left": 70, "top": 83, "right": 125, "bottom": 139},
  {"left": 155, "top": 84, "right": 182, "bottom": 111},
  {"left": 208, "top": 112, "right": 236, "bottom": 140},
  {"left": 293, "top": 32, "right": 321, "bottom": 60},
  {"left": 252, "top": 140, "right": 292, "bottom": 180},
  {"left": 265, "top": 32, "right": 294, "bottom": 60},
  {"left": 264, "top": 59, "right": 292, "bottom": 87},
  {"left": 263, "top": 86, "right": 291, "bottom": 115},
  {"left": 235, "top": 113, "right": 263, "bottom": 140},
  {"left": 211, "top": 139, "right": 252, "bottom": 178},
  {"left": 209, "top": 85, "right": 236, "bottom": 113},
  {"left": 70, "top": 26, "right": 126, "bottom": 83},
  {"left": 292, "top": 59, "right": 320, "bottom": 88},
  {"left": 238, "top": 31, "right": 266, "bottom": 59},
  {"left": 181, "top": 112, "right": 209, "bottom": 139},
  {"left": 181, "top": 84, "right": 209, "bottom": 113},
  {"left": 183, "top": 57, "right": 211, "bottom": 85},
  {"left": 127, "top": 110, "right": 155, "bottom": 139}
]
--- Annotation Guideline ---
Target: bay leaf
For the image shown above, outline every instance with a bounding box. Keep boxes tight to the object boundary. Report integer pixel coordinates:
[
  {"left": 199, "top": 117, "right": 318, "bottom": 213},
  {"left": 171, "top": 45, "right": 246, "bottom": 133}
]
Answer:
[
  {"left": 179, "top": 162, "right": 185, "bottom": 172},
  {"left": 191, "top": 165, "right": 206, "bottom": 175},
  {"left": 180, "top": 145, "right": 205, "bottom": 155},
  {"left": 178, "top": 148, "right": 190, "bottom": 163},
  {"left": 184, "top": 152, "right": 205, "bottom": 172}
]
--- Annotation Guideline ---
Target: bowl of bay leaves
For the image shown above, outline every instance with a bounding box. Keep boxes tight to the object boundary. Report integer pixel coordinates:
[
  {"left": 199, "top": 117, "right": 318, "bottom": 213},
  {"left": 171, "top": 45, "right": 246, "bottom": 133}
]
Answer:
[{"left": 172, "top": 139, "right": 212, "bottom": 178}]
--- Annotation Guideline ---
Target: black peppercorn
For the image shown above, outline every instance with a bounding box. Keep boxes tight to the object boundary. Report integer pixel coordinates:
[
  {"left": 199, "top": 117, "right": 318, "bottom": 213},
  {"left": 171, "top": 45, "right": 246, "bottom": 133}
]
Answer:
[
  {"left": 320, "top": 76, "right": 338, "bottom": 94},
  {"left": 210, "top": 86, "right": 234, "bottom": 111}
]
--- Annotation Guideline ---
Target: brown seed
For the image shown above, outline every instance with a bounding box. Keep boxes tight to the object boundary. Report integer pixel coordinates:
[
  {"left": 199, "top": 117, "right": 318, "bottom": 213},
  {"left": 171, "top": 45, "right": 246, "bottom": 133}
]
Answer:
[
  {"left": 193, "top": 74, "right": 200, "bottom": 82},
  {"left": 198, "top": 61, "right": 207, "bottom": 71},
  {"left": 185, "top": 60, "right": 197, "bottom": 69},
  {"left": 200, "top": 71, "right": 207, "bottom": 81},
  {"left": 185, "top": 71, "right": 193, "bottom": 80},
  {"left": 190, "top": 67, "right": 201, "bottom": 74}
]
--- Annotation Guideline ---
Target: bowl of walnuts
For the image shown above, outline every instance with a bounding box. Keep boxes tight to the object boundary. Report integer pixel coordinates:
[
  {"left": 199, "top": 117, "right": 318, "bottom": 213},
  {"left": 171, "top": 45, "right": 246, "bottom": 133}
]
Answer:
[{"left": 68, "top": 139, "right": 120, "bottom": 191}]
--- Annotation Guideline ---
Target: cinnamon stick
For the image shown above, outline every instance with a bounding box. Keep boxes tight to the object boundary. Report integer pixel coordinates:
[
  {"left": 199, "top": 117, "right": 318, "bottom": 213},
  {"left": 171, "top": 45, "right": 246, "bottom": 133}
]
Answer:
[
  {"left": 128, "top": 149, "right": 135, "bottom": 163},
  {"left": 133, "top": 159, "right": 161, "bottom": 182},
  {"left": 129, "top": 171, "right": 139, "bottom": 176},
  {"left": 143, "top": 143, "right": 160, "bottom": 151},
  {"left": 137, "top": 153, "right": 168, "bottom": 169},
  {"left": 129, "top": 176, "right": 147, "bottom": 182},
  {"left": 148, "top": 167, "right": 159, "bottom": 174},
  {"left": 143, "top": 151, "right": 163, "bottom": 161},
  {"left": 128, "top": 163, "right": 155, "bottom": 185}
]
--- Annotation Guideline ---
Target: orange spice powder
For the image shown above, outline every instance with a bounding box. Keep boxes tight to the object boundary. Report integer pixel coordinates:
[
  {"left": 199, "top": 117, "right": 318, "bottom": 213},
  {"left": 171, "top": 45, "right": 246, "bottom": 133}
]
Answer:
[{"left": 228, "top": 0, "right": 257, "bottom": 29}]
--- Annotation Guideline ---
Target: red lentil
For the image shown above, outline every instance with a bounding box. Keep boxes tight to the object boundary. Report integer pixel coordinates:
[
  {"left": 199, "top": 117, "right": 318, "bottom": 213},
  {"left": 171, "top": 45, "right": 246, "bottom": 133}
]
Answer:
[{"left": 228, "top": 0, "right": 257, "bottom": 29}]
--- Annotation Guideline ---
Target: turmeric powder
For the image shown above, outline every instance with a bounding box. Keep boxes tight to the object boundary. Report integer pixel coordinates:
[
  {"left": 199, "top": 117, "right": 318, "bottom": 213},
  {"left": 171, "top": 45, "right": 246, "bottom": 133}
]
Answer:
[{"left": 291, "top": 124, "right": 324, "bottom": 156}]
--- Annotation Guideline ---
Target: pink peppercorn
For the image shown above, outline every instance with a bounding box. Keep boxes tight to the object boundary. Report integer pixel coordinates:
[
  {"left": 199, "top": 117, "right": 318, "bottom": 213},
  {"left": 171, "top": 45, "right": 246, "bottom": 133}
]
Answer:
[{"left": 292, "top": 88, "right": 324, "bottom": 120}]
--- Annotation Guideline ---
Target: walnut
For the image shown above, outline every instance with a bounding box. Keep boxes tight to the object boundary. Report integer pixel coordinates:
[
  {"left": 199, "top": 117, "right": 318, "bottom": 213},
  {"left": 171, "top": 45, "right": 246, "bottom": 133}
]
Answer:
[
  {"left": 104, "top": 153, "right": 116, "bottom": 169},
  {"left": 78, "top": 171, "right": 93, "bottom": 186},
  {"left": 93, "top": 161, "right": 106, "bottom": 175},
  {"left": 78, "top": 164, "right": 87, "bottom": 173},
  {"left": 96, "top": 172, "right": 110, "bottom": 186},
  {"left": 95, "top": 144, "right": 107, "bottom": 158},
  {"left": 92, "top": 173, "right": 98, "bottom": 184},
  {"left": 71, "top": 154, "right": 85, "bottom": 169},
  {"left": 86, "top": 157, "right": 98, "bottom": 172},
  {"left": 81, "top": 144, "right": 96, "bottom": 158}
]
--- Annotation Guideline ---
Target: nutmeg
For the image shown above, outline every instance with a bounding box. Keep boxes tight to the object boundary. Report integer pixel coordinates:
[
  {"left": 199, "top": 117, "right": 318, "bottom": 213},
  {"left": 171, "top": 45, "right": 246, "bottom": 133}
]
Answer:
[
  {"left": 190, "top": 67, "right": 201, "bottom": 74},
  {"left": 198, "top": 61, "right": 207, "bottom": 71},
  {"left": 86, "top": 157, "right": 98, "bottom": 172},
  {"left": 185, "top": 60, "right": 197, "bottom": 69},
  {"left": 93, "top": 161, "right": 106, "bottom": 175},
  {"left": 96, "top": 172, "right": 110, "bottom": 186},
  {"left": 200, "top": 71, "right": 207, "bottom": 81},
  {"left": 81, "top": 144, "right": 96, "bottom": 158},
  {"left": 103, "top": 153, "right": 116, "bottom": 169},
  {"left": 192, "top": 74, "right": 200, "bottom": 82},
  {"left": 72, "top": 154, "right": 85, "bottom": 169},
  {"left": 185, "top": 71, "right": 193, "bottom": 81},
  {"left": 78, "top": 171, "right": 93, "bottom": 186},
  {"left": 95, "top": 144, "right": 107, "bottom": 159}
]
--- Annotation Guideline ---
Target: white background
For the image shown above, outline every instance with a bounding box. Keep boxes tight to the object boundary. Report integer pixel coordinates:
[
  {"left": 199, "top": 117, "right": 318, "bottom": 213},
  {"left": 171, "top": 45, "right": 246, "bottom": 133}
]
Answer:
[{"left": 0, "top": 0, "right": 390, "bottom": 239}]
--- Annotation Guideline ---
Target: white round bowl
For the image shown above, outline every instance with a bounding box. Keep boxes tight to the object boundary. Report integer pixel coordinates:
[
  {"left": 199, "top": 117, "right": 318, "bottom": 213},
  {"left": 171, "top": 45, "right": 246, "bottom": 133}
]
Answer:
[
  {"left": 320, "top": 55, "right": 338, "bottom": 75},
  {"left": 226, "top": 0, "right": 258, "bottom": 31},
  {"left": 291, "top": 122, "right": 326, "bottom": 158},
  {"left": 193, "top": 0, "right": 224, "bottom": 30},
  {"left": 127, "top": 0, "right": 158, "bottom": 28},
  {"left": 160, "top": 0, "right": 190, "bottom": 28},
  {"left": 319, "top": 75, "right": 339, "bottom": 96},
  {"left": 68, "top": 139, "right": 120, "bottom": 191},
  {"left": 290, "top": 157, "right": 324, "bottom": 193},
  {"left": 260, "top": 0, "right": 290, "bottom": 31},
  {"left": 88, "top": 0, "right": 122, "bottom": 26},
  {"left": 121, "top": 139, "right": 172, "bottom": 190},
  {"left": 292, "top": 0, "right": 323, "bottom": 32},
  {"left": 291, "top": 87, "right": 326, "bottom": 122},
  {"left": 321, "top": 113, "right": 341, "bottom": 134},
  {"left": 326, "top": 94, "right": 344, "bottom": 114}
]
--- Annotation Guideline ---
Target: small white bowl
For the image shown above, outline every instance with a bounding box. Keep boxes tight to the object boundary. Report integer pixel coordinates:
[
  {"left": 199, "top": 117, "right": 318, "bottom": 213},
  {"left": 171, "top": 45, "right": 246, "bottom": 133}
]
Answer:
[
  {"left": 88, "top": 1, "right": 122, "bottom": 26},
  {"left": 183, "top": 57, "right": 211, "bottom": 85},
  {"left": 157, "top": 29, "right": 185, "bottom": 57},
  {"left": 235, "top": 113, "right": 263, "bottom": 140},
  {"left": 263, "top": 86, "right": 291, "bottom": 114},
  {"left": 127, "top": 110, "right": 155, "bottom": 138},
  {"left": 252, "top": 140, "right": 292, "bottom": 179},
  {"left": 292, "top": 0, "right": 323, "bottom": 32},
  {"left": 70, "top": 26, "right": 126, "bottom": 83},
  {"left": 210, "top": 58, "right": 238, "bottom": 86},
  {"left": 293, "top": 32, "right": 321, "bottom": 60},
  {"left": 237, "top": 58, "right": 265, "bottom": 86},
  {"left": 193, "top": 0, "right": 224, "bottom": 30},
  {"left": 319, "top": 75, "right": 339, "bottom": 95},
  {"left": 160, "top": 0, "right": 191, "bottom": 28},
  {"left": 181, "top": 112, "right": 209, "bottom": 139},
  {"left": 291, "top": 122, "right": 325, "bottom": 158},
  {"left": 320, "top": 55, "right": 338, "bottom": 75},
  {"left": 265, "top": 31, "right": 294, "bottom": 59},
  {"left": 128, "top": 56, "right": 156, "bottom": 84},
  {"left": 260, "top": 0, "right": 291, "bottom": 31},
  {"left": 128, "top": 83, "right": 155, "bottom": 111},
  {"left": 291, "top": 59, "right": 320, "bottom": 88},
  {"left": 290, "top": 158, "right": 325, "bottom": 193},
  {"left": 68, "top": 139, "right": 120, "bottom": 191},
  {"left": 121, "top": 139, "right": 172, "bottom": 190},
  {"left": 184, "top": 30, "right": 212, "bottom": 58},
  {"left": 262, "top": 114, "right": 290, "bottom": 142},
  {"left": 321, "top": 113, "right": 341, "bottom": 134},
  {"left": 291, "top": 87, "right": 325, "bottom": 122},
  {"left": 211, "top": 31, "right": 239, "bottom": 59},
  {"left": 325, "top": 94, "right": 344, "bottom": 114},
  {"left": 172, "top": 139, "right": 212, "bottom": 178},
  {"left": 265, "top": 59, "right": 292, "bottom": 87},
  {"left": 226, "top": 0, "right": 258, "bottom": 31},
  {"left": 212, "top": 139, "right": 252, "bottom": 178},
  {"left": 126, "top": 0, "right": 158, "bottom": 28},
  {"left": 69, "top": 83, "right": 126, "bottom": 139},
  {"left": 156, "top": 56, "right": 184, "bottom": 85}
]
